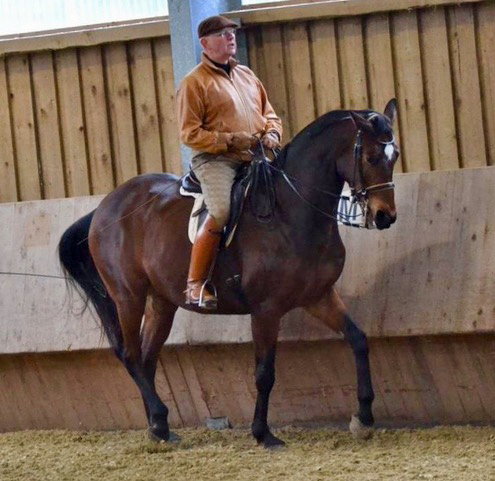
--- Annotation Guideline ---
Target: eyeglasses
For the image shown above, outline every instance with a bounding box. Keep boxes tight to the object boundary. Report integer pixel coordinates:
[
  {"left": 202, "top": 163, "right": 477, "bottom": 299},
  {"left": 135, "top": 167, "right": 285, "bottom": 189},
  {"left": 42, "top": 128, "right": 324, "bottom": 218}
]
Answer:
[{"left": 209, "top": 28, "right": 236, "bottom": 38}]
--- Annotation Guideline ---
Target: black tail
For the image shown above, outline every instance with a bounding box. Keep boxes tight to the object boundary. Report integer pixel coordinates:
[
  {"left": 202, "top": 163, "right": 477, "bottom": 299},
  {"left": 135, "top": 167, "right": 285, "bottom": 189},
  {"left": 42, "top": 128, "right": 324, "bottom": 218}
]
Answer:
[{"left": 58, "top": 210, "right": 123, "bottom": 357}]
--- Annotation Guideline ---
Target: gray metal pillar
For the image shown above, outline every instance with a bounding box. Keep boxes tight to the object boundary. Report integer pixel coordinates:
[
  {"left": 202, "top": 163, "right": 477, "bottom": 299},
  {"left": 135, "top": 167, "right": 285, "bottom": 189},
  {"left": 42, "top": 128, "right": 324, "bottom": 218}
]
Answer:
[{"left": 169, "top": 0, "right": 244, "bottom": 172}]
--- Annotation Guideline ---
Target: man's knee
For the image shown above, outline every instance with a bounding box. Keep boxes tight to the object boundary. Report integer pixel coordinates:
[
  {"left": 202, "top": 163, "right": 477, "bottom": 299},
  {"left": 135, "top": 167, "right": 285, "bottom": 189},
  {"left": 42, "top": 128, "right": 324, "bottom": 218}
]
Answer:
[{"left": 210, "top": 207, "right": 230, "bottom": 229}]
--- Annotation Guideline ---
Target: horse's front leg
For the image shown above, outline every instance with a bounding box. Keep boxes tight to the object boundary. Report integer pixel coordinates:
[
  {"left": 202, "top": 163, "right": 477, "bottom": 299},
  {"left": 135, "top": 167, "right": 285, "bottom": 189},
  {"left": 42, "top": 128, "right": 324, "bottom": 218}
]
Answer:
[
  {"left": 251, "top": 311, "right": 285, "bottom": 449},
  {"left": 306, "top": 287, "right": 374, "bottom": 439}
]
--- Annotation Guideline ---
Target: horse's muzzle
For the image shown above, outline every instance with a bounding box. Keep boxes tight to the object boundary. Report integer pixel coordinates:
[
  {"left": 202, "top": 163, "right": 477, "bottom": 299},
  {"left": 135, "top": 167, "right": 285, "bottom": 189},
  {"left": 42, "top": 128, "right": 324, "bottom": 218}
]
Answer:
[{"left": 374, "top": 210, "right": 397, "bottom": 230}]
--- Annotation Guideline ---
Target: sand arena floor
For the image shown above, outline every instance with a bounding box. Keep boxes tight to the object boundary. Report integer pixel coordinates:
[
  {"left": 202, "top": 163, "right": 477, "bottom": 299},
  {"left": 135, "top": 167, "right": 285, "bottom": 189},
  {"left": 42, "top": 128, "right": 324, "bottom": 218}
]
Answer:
[{"left": 1, "top": 425, "right": 494, "bottom": 481}]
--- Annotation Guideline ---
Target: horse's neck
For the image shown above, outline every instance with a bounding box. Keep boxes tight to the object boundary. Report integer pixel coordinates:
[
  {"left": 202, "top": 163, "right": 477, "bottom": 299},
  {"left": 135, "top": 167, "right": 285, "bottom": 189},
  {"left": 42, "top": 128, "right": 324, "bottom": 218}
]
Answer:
[{"left": 275, "top": 126, "right": 351, "bottom": 237}]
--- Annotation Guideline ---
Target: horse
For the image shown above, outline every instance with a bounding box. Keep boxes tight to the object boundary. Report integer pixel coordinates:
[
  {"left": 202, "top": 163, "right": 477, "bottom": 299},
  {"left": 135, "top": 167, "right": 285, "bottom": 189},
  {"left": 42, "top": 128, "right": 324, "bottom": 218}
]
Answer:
[{"left": 59, "top": 99, "right": 399, "bottom": 448}]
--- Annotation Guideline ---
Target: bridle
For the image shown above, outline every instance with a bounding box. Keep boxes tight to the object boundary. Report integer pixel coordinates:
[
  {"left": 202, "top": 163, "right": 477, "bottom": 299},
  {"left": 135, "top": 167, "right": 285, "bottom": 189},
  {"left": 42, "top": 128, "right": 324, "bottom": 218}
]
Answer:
[
  {"left": 350, "top": 116, "right": 396, "bottom": 203},
  {"left": 257, "top": 114, "right": 397, "bottom": 228}
]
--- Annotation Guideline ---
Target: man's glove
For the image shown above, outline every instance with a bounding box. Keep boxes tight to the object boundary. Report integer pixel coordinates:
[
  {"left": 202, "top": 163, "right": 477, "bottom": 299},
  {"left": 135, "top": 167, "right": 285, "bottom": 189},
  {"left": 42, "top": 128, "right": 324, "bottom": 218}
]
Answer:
[
  {"left": 261, "top": 131, "right": 281, "bottom": 150},
  {"left": 228, "top": 131, "right": 256, "bottom": 152}
]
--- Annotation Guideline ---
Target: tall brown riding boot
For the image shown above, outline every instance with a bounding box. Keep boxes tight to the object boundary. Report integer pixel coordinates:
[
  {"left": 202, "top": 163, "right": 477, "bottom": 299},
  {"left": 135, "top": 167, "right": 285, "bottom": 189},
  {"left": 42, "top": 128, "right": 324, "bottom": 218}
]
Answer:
[{"left": 185, "top": 214, "right": 222, "bottom": 310}]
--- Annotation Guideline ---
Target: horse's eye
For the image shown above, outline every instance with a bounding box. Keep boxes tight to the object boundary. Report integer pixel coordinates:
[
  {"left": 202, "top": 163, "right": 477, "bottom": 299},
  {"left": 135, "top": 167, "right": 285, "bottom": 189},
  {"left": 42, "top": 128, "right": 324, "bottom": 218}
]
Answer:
[{"left": 367, "top": 155, "right": 381, "bottom": 165}]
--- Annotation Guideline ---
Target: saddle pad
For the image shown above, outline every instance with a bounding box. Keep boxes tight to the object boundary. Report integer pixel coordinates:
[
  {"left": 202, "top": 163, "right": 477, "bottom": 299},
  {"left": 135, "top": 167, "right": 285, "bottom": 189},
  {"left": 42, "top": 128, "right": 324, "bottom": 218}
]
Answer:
[{"left": 179, "top": 186, "right": 247, "bottom": 247}]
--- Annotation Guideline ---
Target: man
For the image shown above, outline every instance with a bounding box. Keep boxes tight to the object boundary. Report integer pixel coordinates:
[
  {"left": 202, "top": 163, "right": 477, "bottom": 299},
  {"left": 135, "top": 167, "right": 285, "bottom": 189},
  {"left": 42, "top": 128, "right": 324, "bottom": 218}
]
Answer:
[{"left": 176, "top": 15, "right": 283, "bottom": 310}]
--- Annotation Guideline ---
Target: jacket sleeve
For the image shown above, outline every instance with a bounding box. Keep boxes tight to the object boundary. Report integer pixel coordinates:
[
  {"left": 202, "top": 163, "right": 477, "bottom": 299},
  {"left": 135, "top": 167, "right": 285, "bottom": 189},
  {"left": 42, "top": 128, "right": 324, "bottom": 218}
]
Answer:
[
  {"left": 176, "top": 76, "right": 232, "bottom": 154},
  {"left": 257, "top": 78, "right": 283, "bottom": 141}
]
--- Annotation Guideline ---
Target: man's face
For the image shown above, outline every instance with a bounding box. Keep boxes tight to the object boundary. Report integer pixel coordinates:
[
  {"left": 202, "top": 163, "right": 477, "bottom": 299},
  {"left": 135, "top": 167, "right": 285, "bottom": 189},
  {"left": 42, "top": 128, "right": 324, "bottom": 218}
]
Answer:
[{"left": 201, "top": 28, "right": 237, "bottom": 63}]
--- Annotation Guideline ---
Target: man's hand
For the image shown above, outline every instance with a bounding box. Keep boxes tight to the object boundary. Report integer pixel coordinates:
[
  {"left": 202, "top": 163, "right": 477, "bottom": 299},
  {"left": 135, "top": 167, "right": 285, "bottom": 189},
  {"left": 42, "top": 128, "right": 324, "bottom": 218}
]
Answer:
[
  {"left": 228, "top": 131, "right": 256, "bottom": 152},
  {"left": 261, "top": 131, "right": 280, "bottom": 150}
]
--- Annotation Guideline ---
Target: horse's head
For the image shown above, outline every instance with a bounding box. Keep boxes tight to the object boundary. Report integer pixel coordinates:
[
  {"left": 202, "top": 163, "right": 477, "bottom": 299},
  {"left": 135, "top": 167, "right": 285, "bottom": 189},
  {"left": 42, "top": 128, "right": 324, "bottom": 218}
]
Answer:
[{"left": 346, "top": 99, "right": 399, "bottom": 230}]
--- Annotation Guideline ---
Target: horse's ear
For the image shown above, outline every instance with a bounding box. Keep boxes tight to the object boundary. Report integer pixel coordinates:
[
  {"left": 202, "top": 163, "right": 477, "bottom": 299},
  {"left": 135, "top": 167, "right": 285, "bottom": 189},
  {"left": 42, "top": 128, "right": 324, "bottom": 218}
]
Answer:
[
  {"left": 349, "top": 111, "right": 373, "bottom": 132},
  {"left": 384, "top": 98, "right": 397, "bottom": 125}
]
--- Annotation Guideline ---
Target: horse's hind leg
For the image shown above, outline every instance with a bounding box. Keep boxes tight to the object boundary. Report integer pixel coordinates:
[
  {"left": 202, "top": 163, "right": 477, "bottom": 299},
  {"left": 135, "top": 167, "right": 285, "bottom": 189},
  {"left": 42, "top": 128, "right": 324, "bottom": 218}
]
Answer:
[
  {"left": 251, "top": 312, "right": 285, "bottom": 449},
  {"left": 306, "top": 287, "right": 374, "bottom": 439},
  {"left": 141, "top": 293, "right": 178, "bottom": 442},
  {"left": 113, "top": 292, "right": 176, "bottom": 443}
]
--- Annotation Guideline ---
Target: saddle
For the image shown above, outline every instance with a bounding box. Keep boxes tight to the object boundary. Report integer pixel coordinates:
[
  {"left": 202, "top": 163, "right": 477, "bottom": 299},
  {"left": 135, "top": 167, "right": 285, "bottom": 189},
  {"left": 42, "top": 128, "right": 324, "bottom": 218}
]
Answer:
[{"left": 180, "top": 144, "right": 278, "bottom": 247}]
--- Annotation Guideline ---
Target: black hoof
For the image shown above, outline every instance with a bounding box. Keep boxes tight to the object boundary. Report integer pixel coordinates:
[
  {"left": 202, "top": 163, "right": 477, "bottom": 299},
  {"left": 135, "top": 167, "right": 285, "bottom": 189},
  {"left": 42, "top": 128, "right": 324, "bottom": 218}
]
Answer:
[
  {"left": 260, "top": 432, "right": 286, "bottom": 450},
  {"left": 147, "top": 427, "right": 181, "bottom": 444}
]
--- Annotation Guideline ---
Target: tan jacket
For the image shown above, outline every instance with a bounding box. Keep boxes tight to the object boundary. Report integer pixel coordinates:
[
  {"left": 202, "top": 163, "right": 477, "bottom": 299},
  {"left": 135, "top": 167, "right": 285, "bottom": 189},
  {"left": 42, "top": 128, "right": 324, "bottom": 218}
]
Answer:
[{"left": 176, "top": 54, "right": 282, "bottom": 159}]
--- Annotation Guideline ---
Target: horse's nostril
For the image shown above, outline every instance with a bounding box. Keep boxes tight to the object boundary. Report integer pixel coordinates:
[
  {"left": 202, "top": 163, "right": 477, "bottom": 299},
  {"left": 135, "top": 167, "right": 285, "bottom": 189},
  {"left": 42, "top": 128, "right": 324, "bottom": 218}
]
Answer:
[{"left": 375, "top": 210, "right": 394, "bottom": 230}]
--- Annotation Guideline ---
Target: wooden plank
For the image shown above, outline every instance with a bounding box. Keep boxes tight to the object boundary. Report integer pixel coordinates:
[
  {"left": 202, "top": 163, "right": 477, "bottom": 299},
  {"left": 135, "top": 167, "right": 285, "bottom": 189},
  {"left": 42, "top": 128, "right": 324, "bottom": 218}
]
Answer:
[
  {"left": 176, "top": 347, "right": 212, "bottom": 423},
  {"left": 390, "top": 338, "right": 431, "bottom": 421},
  {"left": 450, "top": 340, "right": 488, "bottom": 421},
  {"left": 128, "top": 39, "right": 163, "bottom": 174},
  {"left": 470, "top": 338, "right": 495, "bottom": 419},
  {"left": 363, "top": 13, "right": 403, "bottom": 173},
  {"left": 3, "top": 356, "right": 40, "bottom": 429},
  {"left": 0, "top": 57, "right": 18, "bottom": 202},
  {"left": 282, "top": 23, "right": 316, "bottom": 136},
  {"left": 337, "top": 17, "right": 368, "bottom": 109},
  {"left": 390, "top": 10, "right": 430, "bottom": 172},
  {"left": 405, "top": 337, "right": 445, "bottom": 421},
  {"left": 234, "top": 0, "right": 485, "bottom": 26},
  {"left": 363, "top": 13, "right": 395, "bottom": 113},
  {"left": 475, "top": 2, "right": 495, "bottom": 166},
  {"left": 79, "top": 46, "right": 115, "bottom": 194},
  {"left": 154, "top": 357, "right": 183, "bottom": 427},
  {"left": 259, "top": 25, "right": 291, "bottom": 140},
  {"left": 418, "top": 7, "right": 459, "bottom": 171},
  {"left": 246, "top": 27, "right": 266, "bottom": 82},
  {"left": 373, "top": 339, "right": 409, "bottom": 421},
  {"left": 7, "top": 54, "right": 41, "bottom": 200},
  {"left": 31, "top": 51, "right": 66, "bottom": 199},
  {"left": 153, "top": 37, "right": 182, "bottom": 176},
  {"left": 421, "top": 339, "right": 467, "bottom": 422},
  {"left": 0, "top": 18, "right": 169, "bottom": 56},
  {"left": 103, "top": 42, "right": 138, "bottom": 185},
  {"left": 309, "top": 19, "right": 341, "bottom": 117},
  {"left": 160, "top": 350, "right": 198, "bottom": 426},
  {"left": 447, "top": 4, "right": 486, "bottom": 168},
  {"left": 54, "top": 48, "right": 90, "bottom": 197}
]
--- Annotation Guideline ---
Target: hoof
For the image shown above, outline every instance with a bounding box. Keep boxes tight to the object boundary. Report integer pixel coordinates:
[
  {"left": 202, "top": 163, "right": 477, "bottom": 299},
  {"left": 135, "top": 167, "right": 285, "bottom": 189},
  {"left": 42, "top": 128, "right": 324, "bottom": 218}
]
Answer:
[
  {"left": 260, "top": 432, "right": 286, "bottom": 450},
  {"left": 349, "top": 414, "right": 374, "bottom": 440},
  {"left": 147, "top": 427, "right": 181, "bottom": 444}
]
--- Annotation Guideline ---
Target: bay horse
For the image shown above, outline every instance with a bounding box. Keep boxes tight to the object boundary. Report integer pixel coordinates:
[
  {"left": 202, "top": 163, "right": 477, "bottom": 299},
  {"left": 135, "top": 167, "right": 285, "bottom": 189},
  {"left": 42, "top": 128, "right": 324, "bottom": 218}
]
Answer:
[{"left": 59, "top": 99, "right": 399, "bottom": 448}]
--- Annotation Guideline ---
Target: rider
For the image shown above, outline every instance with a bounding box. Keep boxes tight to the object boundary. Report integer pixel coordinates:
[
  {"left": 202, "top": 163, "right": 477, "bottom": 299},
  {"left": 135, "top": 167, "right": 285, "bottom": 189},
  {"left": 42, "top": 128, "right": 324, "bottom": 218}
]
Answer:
[{"left": 176, "top": 15, "right": 283, "bottom": 309}]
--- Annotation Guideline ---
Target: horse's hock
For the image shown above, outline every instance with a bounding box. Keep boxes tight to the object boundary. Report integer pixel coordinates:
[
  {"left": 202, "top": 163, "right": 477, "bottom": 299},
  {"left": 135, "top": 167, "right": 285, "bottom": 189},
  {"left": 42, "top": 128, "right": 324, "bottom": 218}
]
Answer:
[{"left": 1, "top": 167, "right": 495, "bottom": 432}]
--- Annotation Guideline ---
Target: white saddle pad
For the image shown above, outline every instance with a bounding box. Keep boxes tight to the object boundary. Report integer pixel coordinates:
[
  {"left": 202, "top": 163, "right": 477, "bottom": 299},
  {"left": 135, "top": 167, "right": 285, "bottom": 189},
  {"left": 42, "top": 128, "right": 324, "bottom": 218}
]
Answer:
[{"left": 179, "top": 187, "right": 238, "bottom": 246}]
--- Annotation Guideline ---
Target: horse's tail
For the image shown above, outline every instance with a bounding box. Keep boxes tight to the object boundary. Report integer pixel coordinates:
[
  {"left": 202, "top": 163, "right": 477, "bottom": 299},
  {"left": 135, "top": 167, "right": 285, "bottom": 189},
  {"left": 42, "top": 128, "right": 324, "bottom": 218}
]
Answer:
[{"left": 58, "top": 210, "right": 123, "bottom": 358}]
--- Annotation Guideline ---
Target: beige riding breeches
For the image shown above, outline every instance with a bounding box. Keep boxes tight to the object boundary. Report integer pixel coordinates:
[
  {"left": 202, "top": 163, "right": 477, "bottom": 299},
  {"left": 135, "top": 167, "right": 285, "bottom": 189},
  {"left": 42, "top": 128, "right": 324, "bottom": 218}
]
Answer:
[{"left": 191, "top": 153, "right": 244, "bottom": 228}]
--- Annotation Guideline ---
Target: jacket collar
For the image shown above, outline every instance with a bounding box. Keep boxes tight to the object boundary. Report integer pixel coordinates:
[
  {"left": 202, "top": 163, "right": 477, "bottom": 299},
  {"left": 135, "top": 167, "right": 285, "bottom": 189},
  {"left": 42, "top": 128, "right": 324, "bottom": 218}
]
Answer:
[{"left": 201, "top": 53, "right": 238, "bottom": 73}]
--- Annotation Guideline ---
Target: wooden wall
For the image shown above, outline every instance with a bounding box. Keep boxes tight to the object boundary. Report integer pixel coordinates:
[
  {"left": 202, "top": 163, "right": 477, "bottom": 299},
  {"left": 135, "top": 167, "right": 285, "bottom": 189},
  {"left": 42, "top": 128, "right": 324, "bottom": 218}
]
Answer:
[
  {"left": 2, "top": 167, "right": 494, "bottom": 356},
  {"left": 246, "top": 0, "right": 495, "bottom": 174},
  {"left": 0, "top": 0, "right": 493, "bottom": 203},
  {"left": 0, "top": 38, "right": 181, "bottom": 203},
  {"left": 3, "top": 335, "right": 495, "bottom": 432}
]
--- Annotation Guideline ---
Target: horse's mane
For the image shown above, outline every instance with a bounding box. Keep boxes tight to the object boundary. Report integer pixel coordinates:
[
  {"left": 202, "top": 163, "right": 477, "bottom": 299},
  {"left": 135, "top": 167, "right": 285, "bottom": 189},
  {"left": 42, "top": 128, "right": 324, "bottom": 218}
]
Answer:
[{"left": 274, "top": 108, "right": 392, "bottom": 168}]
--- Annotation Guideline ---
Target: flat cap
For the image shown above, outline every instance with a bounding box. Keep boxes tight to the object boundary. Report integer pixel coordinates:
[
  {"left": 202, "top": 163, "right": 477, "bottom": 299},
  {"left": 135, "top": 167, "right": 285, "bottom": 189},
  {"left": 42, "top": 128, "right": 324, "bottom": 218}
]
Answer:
[{"left": 197, "top": 15, "right": 239, "bottom": 38}]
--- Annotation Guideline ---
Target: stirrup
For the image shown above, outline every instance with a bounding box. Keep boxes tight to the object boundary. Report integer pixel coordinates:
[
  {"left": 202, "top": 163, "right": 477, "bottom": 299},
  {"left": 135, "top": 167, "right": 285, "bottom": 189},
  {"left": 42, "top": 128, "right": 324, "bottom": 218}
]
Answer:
[
  {"left": 199, "top": 281, "right": 217, "bottom": 310},
  {"left": 185, "top": 280, "right": 218, "bottom": 310}
]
